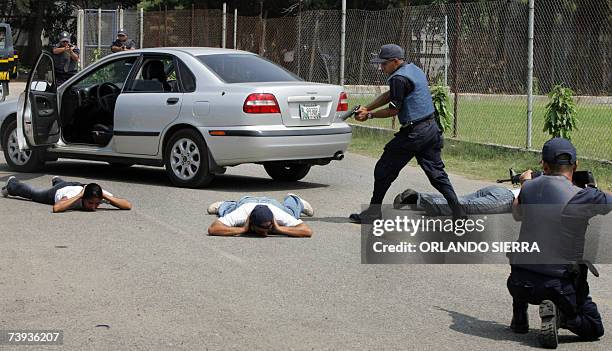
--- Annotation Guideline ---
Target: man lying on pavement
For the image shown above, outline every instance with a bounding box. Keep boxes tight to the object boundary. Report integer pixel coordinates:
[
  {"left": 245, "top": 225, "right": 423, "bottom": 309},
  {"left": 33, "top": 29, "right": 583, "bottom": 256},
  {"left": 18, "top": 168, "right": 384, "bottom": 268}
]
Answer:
[
  {"left": 207, "top": 194, "right": 313, "bottom": 237},
  {"left": 393, "top": 185, "right": 518, "bottom": 216},
  {"left": 2, "top": 176, "right": 132, "bottom": 213}
]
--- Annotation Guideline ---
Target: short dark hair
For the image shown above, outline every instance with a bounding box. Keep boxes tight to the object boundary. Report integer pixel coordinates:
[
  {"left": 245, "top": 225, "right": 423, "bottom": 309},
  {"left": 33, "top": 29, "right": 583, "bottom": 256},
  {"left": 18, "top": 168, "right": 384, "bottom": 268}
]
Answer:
[
  {"left": 83, "top": 183, "right": 103, "bottom": 200},
  {"left": 547, "top": 153, "right": 575, "bottom": 174}
]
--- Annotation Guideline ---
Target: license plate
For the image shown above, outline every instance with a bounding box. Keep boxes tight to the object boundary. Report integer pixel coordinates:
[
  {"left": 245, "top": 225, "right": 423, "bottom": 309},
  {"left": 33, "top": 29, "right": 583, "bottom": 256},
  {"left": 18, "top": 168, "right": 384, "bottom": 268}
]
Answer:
[
  {"left": 0, "top": 71, "right": 9, "bottom": 80},
  {"left": 299, "top": 104, "right": 321, "bottom": 120}
]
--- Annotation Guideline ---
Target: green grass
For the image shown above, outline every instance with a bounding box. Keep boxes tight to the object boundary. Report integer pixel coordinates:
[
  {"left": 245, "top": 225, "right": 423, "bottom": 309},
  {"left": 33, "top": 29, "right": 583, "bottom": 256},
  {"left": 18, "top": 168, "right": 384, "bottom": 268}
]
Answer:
[
  {"left": 349, "top": 126, "right": 612, "bottom": 191},
  {"left": 348, "top": 97, "right": 612, "bottom": 161}
]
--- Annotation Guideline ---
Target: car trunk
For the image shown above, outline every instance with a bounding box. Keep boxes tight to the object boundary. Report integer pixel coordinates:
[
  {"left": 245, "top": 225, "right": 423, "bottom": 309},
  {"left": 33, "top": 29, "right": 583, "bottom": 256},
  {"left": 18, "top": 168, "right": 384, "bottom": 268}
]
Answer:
[{"left": 239, "top": 82, "right": 343, "bottom": 127}]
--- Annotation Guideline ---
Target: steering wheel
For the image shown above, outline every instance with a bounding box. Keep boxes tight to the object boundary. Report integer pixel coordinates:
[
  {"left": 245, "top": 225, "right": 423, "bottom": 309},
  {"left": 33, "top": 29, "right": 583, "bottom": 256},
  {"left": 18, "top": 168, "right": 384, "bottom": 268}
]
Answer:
[{"left": 96, "top": 82, "right": 121, "bottom": 113}]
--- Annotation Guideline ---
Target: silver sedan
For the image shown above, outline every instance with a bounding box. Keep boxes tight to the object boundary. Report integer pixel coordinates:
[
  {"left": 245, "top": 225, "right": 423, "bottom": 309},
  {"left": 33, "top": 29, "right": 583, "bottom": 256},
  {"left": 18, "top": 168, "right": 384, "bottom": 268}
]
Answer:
[{"left": 0, "top": 48, "right": 351, "bottom": 187}]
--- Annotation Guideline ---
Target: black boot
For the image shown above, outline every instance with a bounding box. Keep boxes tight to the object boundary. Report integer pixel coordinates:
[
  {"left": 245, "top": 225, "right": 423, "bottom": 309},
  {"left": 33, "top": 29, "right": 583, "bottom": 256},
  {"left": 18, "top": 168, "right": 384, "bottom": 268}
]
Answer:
[
  {"left": 510, "top": 309, "right": 529, "bottom": 334},
  {"left": 392, "top": 188, "right": 418, "bottom": 209},
  {"left": 349, "top": 205, "right": 381, "bottom": 224},
  {"left": 538, "top": 300, "right": 559, "bottom": 349}
]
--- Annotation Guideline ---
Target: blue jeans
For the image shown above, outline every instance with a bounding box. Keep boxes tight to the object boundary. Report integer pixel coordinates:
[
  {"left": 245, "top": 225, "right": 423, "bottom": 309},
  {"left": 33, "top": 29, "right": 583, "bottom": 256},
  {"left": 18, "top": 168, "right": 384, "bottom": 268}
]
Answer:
[
  {"left": 417, "top": 185, "right": 515, "bottom": 216},
  {"left": 6, "top": 177, "right": 82, "bottom": 205},
  {"left": 218, "top": 195, "right": 304, "bottom": 219}
]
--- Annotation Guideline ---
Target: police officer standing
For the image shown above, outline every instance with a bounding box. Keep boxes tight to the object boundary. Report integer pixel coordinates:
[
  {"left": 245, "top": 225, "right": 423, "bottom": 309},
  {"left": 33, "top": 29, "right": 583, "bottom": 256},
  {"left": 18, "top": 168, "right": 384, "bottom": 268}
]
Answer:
[
  {"left": 51, "top": 31, "right": 79, "bottom": 86},
  {"left": 508, "top": 138, "right": 611, "bottom": 348},
  {"left": 110, "top": 29, "right": 137, "bottom": 53},
  {"left": 349, "top": 44, "right": 465, "bottom": 223}
]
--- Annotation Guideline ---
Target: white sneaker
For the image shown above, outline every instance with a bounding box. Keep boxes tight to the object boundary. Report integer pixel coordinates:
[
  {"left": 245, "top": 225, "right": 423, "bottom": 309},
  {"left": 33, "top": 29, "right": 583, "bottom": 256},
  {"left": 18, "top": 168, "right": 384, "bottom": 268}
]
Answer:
[
  {"left": 287, "top": 193, "right": 314, "bottom": 217},
  {"left": 1, "top": 176, "right": 16, "bottom": 198},
  {"left": 207, "top": 201, "right": 223, "bottom": 215}
]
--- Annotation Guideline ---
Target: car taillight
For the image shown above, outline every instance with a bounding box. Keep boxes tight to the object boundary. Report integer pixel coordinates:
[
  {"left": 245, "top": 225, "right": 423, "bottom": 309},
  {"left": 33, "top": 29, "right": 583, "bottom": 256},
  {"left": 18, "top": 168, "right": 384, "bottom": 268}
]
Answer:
[
  {"left": 243, "top": 93, "right": 281, "bottom": 114},
  {"left": 337, "top": 92, "right": 348, "bottom": 112}
]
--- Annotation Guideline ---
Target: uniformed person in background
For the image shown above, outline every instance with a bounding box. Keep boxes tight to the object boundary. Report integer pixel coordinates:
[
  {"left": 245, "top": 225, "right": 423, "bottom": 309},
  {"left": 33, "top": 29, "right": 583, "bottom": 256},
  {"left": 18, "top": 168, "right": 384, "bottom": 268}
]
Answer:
[
  {"left": 51, "top": 31, "right": 79, "bottom": 86},
  {"left": 508, "top": 138, "right": 611, "bottom": 348},
  {"left": 111, "top": 29, "right": 137, "bottom": 52},
  {"left": 349, "top": 44, "right": 465, "bottom": 223}
]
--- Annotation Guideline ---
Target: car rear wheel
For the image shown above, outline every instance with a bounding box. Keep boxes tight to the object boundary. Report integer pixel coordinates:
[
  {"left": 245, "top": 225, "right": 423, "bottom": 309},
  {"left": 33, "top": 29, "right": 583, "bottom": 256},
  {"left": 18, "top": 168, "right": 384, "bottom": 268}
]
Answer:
[
  {"left": 164, "top": 129, "right": 214, "bottom": 188},
  {"left": 2, "top": 119, "right": 45, "bottom": 172},
  {"left": 263, "top": 162, "right": 311, "bottom": 182}
]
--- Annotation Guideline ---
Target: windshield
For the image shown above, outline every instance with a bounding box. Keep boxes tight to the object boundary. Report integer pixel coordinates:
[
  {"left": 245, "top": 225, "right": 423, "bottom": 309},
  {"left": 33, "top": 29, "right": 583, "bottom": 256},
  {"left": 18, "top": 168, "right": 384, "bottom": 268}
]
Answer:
[{"left": 197, "top": 54, "right": 301, "bottom": 83}]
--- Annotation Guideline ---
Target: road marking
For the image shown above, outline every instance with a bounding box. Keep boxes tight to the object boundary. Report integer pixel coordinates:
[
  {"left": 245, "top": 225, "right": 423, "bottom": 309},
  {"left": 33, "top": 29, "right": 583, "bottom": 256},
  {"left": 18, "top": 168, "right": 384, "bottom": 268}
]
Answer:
[{"left": 133, "top": 210, "right": 246, "bottom": 266}]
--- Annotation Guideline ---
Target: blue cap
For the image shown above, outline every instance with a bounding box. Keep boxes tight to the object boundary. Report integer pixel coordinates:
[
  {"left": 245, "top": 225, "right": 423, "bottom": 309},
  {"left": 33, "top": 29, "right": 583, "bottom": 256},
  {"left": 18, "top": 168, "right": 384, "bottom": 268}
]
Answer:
[
  {"left": 117, "top": 29, "right": 127, "bottom": 36},
  {"left": 249, "top": 205, "right": 274, "bottom": 228},
  {"left": 542, "top": 138, "right": 577, "bottom": 165},
  {"left": 370, "top": 44, "right": 405, "bottom": 64},
  {"left": 59, "top": 31, "right": 71, "bottom": 42}
]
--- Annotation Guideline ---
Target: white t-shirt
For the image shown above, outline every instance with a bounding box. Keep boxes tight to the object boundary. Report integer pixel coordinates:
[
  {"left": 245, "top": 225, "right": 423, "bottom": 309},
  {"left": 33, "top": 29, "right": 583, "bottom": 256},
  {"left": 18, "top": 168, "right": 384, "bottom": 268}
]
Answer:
[
  {"left": 511, "top": 188, "right": 521, "bottom": 198},
  {"left": 54, "top": 186, "right": 112, "bottom": 210},
  {"left": 218, "top": 203, "right": 303, "bottom": 227}
]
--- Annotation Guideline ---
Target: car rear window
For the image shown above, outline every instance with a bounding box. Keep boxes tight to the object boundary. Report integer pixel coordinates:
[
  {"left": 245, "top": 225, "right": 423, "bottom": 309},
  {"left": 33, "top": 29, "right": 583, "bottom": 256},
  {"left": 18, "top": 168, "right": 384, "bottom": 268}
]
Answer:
[{"left": 197, "top": 54, "right": 301, "bottom": 83}]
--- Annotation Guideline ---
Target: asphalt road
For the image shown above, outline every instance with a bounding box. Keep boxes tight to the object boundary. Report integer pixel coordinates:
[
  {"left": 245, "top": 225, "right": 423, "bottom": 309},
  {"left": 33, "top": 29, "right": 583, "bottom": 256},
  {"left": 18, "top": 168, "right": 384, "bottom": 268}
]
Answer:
[{"left": 1, "top": 136, "right": 611, "bottom": 348}]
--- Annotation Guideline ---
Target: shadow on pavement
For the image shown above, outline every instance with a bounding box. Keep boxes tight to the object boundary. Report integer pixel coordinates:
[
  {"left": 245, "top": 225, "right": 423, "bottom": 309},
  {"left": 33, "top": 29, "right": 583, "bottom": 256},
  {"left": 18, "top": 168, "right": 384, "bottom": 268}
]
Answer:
[
  {"left": 302, "top": 216, "right": 353, "bottom": 224},
  {"left": 0, "top": 161, "right": 329, "bottom": 191},
  {"left": 434, "top": 306, "right": 586, "bottom": 348},
  {"left": 209, "top": 174, "right": 328, "bottom": 192}
]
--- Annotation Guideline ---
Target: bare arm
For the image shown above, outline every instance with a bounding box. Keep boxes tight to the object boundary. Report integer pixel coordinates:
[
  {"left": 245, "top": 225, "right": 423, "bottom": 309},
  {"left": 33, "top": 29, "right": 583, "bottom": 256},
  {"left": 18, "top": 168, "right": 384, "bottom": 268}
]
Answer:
[
  {"left": 208, "top": 220, "right": 248, "bottom": 236},
  {"left": 103, "top": 193, "right": 132, "bottom": 210},
  {"left": 512, "top": 170, "right": 532, "bottom": 221},
  {"left": 511, "top": 196, "right": 521, "bottom": 222},
  {"left": 111, "top": 45, "right": 124, "bottom": 53},
  {"left": 53, "top": 191, "right": 83, "bottom": 213},
  {"left": 364, "top": 91, "right": 391, "bottom": 111},
  {"left": 52, "top": 47, "right": 67, "bottom": 55},
  {"left": 272, "top": 222, "right": 313, "bottom": 238},
  {"left": 69, "top": 48, "right": 79, "bottom": 61}
]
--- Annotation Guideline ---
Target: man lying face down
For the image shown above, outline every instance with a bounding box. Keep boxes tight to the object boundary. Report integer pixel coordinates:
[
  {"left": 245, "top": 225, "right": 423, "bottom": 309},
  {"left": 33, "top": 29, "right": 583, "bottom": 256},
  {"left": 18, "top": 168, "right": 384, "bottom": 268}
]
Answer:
[{"left": 207, "top": 194, "right": 313, "bottom": 237}]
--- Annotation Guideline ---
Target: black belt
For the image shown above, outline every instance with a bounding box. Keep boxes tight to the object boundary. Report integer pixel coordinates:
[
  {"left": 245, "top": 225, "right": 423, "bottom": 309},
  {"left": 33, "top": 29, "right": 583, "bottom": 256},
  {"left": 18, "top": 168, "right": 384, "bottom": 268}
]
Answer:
[{"left": 400, "top": 114, "right": 434, "bottom": 130}]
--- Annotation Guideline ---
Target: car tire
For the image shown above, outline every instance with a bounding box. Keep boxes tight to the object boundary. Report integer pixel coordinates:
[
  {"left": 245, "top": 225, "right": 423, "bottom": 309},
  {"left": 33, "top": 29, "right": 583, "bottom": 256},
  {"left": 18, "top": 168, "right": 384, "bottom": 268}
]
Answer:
[
  {"left": 264, "top": 162, "right": 311, "bottom": 182},
  {"left": 164, "top": 129, "right": 214, "bottom": 188},
  {"left": 2, "top": 119, "right": 45, "bottom": 172}
]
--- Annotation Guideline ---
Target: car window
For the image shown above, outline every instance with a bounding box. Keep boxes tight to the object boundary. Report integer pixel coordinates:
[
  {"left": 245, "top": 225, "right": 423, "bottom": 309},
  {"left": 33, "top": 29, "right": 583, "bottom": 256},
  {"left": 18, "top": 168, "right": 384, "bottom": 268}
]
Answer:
[
  {"left": 197, "top": 54, "right": 301, "bottom": 83},
  {"left": 126, "top": 56, "right": 180, "bottom": 93},
  {"left": 73, "top": 57, "right": 137, "bottom": 90},
  {"left": 177, "top": 59, "right": 196, "bottom": 92}
]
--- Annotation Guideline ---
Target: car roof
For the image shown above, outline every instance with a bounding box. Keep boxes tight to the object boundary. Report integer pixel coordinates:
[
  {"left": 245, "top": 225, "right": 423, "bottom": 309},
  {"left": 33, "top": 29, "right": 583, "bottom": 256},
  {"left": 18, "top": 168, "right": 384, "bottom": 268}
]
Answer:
[{"left": 127, "top": 47, "right": 256, "bottom": 57}]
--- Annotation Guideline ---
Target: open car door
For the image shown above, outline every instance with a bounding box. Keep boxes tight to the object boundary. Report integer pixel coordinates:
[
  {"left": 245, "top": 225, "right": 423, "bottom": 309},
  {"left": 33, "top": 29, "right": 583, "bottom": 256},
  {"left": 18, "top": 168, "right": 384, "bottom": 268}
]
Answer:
[{"left": 17, "top": 51, "right": 60, "bottom": 150}]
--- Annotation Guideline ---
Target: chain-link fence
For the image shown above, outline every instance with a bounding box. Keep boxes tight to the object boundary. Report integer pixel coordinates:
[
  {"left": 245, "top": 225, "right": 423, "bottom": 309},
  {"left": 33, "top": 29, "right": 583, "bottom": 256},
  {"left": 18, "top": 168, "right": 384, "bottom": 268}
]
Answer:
[
  {"left": 80, "top": 9, "right": 142, "bottom": 66},
  {"left": 78, "top": 0, "right": 610, "bottom": 161}
]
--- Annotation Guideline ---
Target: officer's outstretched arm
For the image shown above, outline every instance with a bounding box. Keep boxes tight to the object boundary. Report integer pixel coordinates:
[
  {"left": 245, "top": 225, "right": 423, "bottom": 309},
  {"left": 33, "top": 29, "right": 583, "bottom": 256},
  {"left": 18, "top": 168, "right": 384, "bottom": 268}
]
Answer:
[{"left": 365, "top": 91, "right": 391, "bottom": 111}]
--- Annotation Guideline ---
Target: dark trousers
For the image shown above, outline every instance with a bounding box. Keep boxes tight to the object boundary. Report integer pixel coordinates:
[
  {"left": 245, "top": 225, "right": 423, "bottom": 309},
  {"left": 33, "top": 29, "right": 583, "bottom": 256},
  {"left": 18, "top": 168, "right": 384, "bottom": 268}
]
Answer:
[
  {"left": 507, "top": 266, "right": 604, "bottom": 341},
  {"left": 6, "top": 177, "right": 81, "bottom": 205},
  {"left": 370, "top": 118, "right": 464, "bottom": 217}
]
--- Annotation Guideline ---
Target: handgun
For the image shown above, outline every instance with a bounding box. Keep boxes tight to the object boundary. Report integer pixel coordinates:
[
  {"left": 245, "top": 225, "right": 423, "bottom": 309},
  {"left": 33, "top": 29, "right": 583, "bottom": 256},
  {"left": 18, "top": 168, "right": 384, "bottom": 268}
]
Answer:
[{"left": 339, "top": 105, "right": 361, "bottom": 121}]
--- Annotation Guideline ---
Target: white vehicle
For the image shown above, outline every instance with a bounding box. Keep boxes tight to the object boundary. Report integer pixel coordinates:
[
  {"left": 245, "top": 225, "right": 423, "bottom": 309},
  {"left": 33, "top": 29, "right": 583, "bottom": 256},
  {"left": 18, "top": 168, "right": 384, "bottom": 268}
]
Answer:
[{"left": 0, "top": 48, "right": 351, "bottom": 187}]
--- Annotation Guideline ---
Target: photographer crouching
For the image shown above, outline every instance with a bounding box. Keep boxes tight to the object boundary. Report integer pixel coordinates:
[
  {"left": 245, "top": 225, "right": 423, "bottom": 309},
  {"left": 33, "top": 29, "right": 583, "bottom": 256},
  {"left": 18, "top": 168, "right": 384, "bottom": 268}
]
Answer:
[
  {"left": 508, "top": 137, "right": 612, "bottom": 348},
  {"left": 51, "top": 31, "right": 80, "bottom": 86}
]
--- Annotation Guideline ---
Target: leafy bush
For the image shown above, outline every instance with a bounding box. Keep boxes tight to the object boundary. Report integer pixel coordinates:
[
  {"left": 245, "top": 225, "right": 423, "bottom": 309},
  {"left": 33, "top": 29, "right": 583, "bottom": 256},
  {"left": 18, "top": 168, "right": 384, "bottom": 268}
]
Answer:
[
  {"left": 430, "top": 84, "right": 453, "bottom": 133},
  {"left": 543, "top": 84, "right": 578, "bottom": 140}
]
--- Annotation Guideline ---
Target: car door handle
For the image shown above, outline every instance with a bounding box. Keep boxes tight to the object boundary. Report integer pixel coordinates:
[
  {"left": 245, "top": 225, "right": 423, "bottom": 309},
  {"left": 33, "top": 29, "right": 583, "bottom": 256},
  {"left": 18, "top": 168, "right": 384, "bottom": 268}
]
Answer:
[{"left": 167, "top": 97, "right": 180, "bottom": 105}]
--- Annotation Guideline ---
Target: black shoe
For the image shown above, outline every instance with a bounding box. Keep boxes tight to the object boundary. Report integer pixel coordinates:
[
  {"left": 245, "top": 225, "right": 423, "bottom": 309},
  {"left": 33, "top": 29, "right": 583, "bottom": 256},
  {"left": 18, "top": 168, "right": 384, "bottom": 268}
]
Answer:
[
  {"left": 539, "top": 300, "right": 559, "bottom": 349},
  {"left": 393, "top": 188, "right": 418, "bottom": 209},
  {"left": 510, "top": 309, "right": 529, "bottom": 334},
  {"left": 349, "top": 206, "right": 381, "bottom": 224},
  {"left": 1, "top": 176, "right": 16, "bottom": 198}
]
